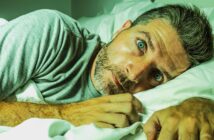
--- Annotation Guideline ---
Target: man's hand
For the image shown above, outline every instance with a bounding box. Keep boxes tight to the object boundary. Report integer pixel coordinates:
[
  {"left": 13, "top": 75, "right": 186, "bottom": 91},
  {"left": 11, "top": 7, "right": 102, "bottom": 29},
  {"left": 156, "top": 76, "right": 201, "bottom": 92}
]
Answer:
[
  {"left": 60, "top": 93, "right": 143, "bottom": 128},
  {"left": 144, "top": 97, "right": 214, "bottom": 140},
  {"left": 0, "top": 93, "right": 142, "bottom": 127}
]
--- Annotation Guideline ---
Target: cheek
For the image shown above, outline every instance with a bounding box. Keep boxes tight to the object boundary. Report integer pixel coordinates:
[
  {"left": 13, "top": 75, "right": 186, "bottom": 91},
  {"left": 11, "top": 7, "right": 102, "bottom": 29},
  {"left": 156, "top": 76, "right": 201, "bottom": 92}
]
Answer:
[{"left": 107, "top": 44, "right": 136, "bottom": 66}]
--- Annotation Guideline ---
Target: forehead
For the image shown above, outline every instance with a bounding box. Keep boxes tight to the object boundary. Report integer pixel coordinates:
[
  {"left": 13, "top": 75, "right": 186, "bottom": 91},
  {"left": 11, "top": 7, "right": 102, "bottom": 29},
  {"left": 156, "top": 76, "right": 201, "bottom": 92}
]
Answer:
[{"left": 133, "top": 19, "right": 191, "bottom": 79}]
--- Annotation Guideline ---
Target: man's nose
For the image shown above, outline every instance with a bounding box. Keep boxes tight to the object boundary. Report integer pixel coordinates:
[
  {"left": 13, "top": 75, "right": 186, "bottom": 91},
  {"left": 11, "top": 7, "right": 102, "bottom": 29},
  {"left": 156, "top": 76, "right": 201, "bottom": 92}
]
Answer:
[{"left": 125, "top": 60, "right": 151, "bottom": 82}]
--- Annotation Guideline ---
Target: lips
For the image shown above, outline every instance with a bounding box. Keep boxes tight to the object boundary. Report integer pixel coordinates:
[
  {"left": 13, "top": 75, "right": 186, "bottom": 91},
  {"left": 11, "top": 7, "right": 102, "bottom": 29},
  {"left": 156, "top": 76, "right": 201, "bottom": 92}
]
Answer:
[
  {"left": 111, "top": 72, "right": 125, "bottom": 92},
  {"left": 112, "top": 73, "right": 120, "bottom": 87}
]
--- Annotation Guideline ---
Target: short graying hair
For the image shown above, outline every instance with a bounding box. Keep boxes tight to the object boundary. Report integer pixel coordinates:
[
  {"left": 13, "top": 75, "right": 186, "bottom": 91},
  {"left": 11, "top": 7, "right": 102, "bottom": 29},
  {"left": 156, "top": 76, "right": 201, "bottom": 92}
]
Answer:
[{"left": 133, "top": 4, "right": 213, "bottom": 66}]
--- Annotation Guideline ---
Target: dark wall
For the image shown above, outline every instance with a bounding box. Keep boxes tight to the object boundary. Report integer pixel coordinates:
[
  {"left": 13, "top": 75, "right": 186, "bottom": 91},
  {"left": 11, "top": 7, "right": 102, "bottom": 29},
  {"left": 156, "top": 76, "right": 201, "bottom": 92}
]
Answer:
[
  {"left": 0, "top": 0, "right": 71, "bottom": 20},
  {"left": 71, "top": 0, "right": 122, "bottom": 19}
]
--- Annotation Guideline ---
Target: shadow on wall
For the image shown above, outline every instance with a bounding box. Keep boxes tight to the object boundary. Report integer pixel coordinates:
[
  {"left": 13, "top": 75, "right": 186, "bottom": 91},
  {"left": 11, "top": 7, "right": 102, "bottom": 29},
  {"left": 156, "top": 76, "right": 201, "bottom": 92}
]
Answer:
[
  {"left": 71, "top": 0, "right": 124, "bottom": 19},
  {"left": 0, "top": 0, "right": 71, "bottom": 20}
]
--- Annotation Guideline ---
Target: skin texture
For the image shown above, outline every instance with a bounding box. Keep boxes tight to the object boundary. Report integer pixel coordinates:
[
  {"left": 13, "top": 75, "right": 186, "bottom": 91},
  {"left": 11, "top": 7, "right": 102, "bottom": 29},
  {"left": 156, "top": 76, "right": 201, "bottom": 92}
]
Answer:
[
  {"left": 61, "top": 93, "right": 143, "bottom": 128},
  {"left": 90, "top": 19, "right": 190, "bottom": 95},
  {"left": 144, "top": 97, "right": 214, "bottom": 140},
  {"left": 0, "top": 94, "right": 142, "bottom": 128}
]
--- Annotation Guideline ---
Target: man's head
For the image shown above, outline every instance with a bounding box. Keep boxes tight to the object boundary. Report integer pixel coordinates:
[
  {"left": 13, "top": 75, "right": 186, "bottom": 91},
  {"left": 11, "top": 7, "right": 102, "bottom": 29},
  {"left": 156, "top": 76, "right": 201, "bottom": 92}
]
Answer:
[
  {"left": 133, "top": 4, "right": 213, "bottom": 66},
  {"left": 90, "top": 4, "right": 213, "bottom": 95}
]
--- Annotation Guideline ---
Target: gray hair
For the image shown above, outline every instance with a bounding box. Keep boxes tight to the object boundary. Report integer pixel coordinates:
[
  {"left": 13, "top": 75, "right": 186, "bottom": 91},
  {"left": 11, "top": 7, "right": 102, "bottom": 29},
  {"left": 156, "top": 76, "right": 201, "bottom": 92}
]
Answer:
[{"left": 133, "top": 4, "right": 213, "bottom": 66}]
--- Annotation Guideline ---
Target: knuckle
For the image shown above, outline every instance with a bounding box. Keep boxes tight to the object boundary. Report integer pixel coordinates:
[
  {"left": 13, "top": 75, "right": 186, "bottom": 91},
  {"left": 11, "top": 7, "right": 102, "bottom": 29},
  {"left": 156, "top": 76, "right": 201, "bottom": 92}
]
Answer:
[
  {"left": 153, "top": 110, "right": 162, "bottom": 117},
  {"left": 125, "top": 93, "right": 133, "bottom": 101},
  {"left": 180, "top": 116, "right": 199, "bottom": 132},
  {"left": 120, "top": 114, "right": 127, "bottom": 121},
  {"left": 184, "top": 116, "right": 198, "bottom": 125},
  {"left": 153, "top": 111, "right": 159, "bottom": 116},
  {"left": 166, "top": 115, "right": 179, "bottom": 124},
  {"left": 118, "top": 114, "right": 129, "bottom": 127},
  {"left": 143, "top": 122, "right": 151, "bottom": 132},
  {"left": 125, "top": 102, "right": 133, "bottom": 114},
  {"left": 169, "top": 120, "right": 179, "bottom": 127}
]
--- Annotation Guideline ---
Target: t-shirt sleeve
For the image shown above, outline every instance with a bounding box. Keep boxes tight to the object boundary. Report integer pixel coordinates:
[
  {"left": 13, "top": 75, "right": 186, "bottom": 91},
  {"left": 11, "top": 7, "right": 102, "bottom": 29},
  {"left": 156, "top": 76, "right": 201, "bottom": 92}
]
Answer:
[{"left": 0, "top": 9, "right": 79, "bottom": 100}]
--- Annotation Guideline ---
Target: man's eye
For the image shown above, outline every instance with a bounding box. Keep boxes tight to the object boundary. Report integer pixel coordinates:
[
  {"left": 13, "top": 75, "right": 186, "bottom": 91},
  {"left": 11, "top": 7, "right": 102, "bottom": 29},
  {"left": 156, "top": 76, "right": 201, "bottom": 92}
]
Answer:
[
  {"left": 136, "top": 39, "right": 147, "bottom": 53},
  {"left": 149, "top": 69, "right": 164, "bottom": 86},
  {"left": 153, "top": 70, "right": 163, "bottom": 82}
]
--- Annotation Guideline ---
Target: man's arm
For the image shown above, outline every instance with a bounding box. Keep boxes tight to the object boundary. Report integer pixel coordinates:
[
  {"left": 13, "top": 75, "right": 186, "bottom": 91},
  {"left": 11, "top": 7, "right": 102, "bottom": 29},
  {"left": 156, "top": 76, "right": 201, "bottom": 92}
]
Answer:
[
  {"left": 0, "top": 94, "right": 143, "bottom": 127},
  {"left": 0, "top": 101, "right": 61, "bottom": 126},
  {"left": 143, "top": 97, "right": 214, "bottom": 140}
]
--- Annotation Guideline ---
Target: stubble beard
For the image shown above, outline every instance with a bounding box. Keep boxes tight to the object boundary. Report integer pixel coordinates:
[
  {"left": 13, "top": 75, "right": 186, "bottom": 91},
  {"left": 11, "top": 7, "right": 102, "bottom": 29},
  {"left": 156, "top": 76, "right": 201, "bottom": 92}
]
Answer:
[
  {"left": 93, "top": 45, "right": 135, "bottom": 95},
  {"left": 93, "top": 46, "right": 122, "bottom": 95}
]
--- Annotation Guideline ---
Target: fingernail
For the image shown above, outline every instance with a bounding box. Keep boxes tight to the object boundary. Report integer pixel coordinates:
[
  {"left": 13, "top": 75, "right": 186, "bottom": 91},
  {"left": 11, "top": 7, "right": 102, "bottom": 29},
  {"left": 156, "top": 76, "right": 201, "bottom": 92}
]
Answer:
[{"left": 138, "top": 112, "right": 146, "bottom": 117}]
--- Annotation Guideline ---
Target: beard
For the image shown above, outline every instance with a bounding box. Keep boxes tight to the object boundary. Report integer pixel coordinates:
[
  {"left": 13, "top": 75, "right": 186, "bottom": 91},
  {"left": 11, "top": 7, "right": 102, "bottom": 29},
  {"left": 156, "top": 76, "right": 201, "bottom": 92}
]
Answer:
[{"left": 93, "top": 44, "right": 136, "bottom": 95}]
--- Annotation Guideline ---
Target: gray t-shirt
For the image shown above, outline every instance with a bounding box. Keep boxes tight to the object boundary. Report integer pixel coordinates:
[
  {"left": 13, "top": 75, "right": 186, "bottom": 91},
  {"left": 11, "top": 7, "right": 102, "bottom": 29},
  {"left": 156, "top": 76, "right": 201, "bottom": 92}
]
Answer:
[{"left": 0, "top": 9, "right": 102, "bottom": 104}]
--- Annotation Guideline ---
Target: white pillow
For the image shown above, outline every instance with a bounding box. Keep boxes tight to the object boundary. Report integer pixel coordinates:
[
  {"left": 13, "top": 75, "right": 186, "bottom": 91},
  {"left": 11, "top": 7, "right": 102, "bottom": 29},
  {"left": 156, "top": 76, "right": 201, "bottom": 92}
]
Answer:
[
  {"left": 0, "top": 18, "right": 8, "bottom": 27},
  {"left": 79, "top": 0, "right": 214, "bottom": 42}
]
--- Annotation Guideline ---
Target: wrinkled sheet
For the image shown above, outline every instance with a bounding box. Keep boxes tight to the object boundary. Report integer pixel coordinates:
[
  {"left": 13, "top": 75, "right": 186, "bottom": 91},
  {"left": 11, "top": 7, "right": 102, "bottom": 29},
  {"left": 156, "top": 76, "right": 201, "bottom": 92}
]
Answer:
[{"left": 0, "top": 118, "right": 144, "bottom": 140}]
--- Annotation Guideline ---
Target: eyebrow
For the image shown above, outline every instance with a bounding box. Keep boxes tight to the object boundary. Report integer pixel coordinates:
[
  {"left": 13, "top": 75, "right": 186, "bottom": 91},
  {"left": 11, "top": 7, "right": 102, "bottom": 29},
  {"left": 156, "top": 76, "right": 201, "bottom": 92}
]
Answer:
[{"left": 139, "top": 31, "right": 155, "bottom": 51}]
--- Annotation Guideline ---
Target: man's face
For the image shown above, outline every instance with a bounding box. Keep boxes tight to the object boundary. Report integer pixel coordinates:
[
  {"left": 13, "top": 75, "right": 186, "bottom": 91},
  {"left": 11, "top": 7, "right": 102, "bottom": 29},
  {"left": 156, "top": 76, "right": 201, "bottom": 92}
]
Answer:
[{"left": 90, "top": 19, "right": 190, "bottom": 95}]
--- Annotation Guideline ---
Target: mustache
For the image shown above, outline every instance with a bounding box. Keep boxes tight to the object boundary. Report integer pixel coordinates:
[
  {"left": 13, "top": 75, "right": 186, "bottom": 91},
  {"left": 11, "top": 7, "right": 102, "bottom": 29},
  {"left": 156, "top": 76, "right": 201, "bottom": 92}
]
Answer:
[
  {"left": 117, "top": 72, "right": 136, "bottom": 92},
  {"left": 106, "top": 65, "right": 136, "bottom": 92}
]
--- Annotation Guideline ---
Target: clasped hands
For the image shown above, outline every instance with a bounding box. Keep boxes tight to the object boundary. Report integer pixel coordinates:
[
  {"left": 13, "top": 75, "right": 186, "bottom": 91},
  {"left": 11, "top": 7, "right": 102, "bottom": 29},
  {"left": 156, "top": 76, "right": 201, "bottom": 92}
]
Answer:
[{"left": 61, "top": 94, "right": 214, "bottom": 140}]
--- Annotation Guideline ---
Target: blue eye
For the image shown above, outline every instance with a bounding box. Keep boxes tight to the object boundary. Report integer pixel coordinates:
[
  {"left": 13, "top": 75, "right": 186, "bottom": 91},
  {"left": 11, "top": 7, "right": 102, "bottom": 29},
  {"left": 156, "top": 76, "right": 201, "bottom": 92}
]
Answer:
[
  {"left": 137, "top": 39, "right": 147, "bottom": 53},
  {"left": 154, "top": 71, "right": 163, "bottom": 82}
]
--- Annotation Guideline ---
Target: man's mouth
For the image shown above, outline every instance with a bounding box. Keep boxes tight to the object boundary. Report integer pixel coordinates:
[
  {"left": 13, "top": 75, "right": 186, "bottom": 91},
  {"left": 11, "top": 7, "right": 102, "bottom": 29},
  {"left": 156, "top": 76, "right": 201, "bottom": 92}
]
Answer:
[{"left": 111, "top": 72, "right": 126, "bottom": 92}]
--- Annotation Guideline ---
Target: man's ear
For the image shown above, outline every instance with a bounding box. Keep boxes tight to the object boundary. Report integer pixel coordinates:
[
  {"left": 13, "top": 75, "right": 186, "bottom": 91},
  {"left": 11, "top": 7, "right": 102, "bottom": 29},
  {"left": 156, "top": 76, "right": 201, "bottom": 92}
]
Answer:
[{"left": 112, "top": 20, "right": 132, "bottom": 39}]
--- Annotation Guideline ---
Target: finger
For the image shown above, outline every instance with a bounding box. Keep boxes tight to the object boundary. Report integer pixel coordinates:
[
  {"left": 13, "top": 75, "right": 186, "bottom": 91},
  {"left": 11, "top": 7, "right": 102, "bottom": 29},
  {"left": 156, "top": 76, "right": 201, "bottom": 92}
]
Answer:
[
  {"left": 77, "top": 93, "right": 133, "bottom": 107},
  {"left": 200, "top": 122, "right": 213, "bottom": 140},
  {"left": 99, "top": 102, "right": 140, "bottom": 124},
  {"left": 81, "top": 94, "right": 144, "bottom": 115},
  {"left": 77, "top": 102, "right": 140, "bottom": 124},
  {"left": 157, "top": 117, "right": 179, "bottom": 140},
  {"left": 208, "top": 113, "right": 214, "bottom": 129},
  {"left": 77, "top": 102, "right": 132, "bottom": 113},
  {"left": 95, "top": 112, "right": 129, "bottom": 128},
  {"left": 143, "top": 112, "right": 161, "bottom": 140},
  {"left": 178, "top": 118, "right": 199, "bottom": 140},
  {"left": 99, "top": 102, "right": 133, "bottom": 114},
  {"left": 133, "top": 96, "right": 144, "bottom": 113},
  {"left": 94, "top": 122, "right": 114, "bottom": 128},
  {"left": 99, "top": 102, "right": 141, "bottom": 123},
  {"left": 94, "top": 93, "right": 134, "bottom": 103}
]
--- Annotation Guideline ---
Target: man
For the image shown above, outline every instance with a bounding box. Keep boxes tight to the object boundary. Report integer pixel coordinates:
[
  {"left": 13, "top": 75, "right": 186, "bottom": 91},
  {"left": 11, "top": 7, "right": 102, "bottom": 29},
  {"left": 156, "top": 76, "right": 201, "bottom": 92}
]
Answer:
[{"left": 0, "top": 4, "right": 213, "bottom": 139}]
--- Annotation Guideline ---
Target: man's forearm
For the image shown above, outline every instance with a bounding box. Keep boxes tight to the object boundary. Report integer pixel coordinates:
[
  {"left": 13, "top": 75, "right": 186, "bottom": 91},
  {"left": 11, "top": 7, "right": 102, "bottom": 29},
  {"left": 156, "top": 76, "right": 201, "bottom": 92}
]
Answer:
[
  {"left": 0, "top": 94, "right": 143, "bottom": 128},
  {"left": 0, "top": 101, "right": 62, "bottom": 126}
]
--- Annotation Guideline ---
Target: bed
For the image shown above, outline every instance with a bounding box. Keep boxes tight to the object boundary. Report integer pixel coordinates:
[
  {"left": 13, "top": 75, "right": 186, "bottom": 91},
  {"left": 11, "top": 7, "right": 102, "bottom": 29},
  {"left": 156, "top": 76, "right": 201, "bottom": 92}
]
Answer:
[{"left": 0, "top": 0, "right": 214, "bottom": 139}]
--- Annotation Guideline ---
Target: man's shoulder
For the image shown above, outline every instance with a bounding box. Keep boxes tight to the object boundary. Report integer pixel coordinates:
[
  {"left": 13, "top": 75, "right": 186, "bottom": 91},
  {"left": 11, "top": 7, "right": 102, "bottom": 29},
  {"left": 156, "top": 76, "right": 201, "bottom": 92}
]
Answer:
[
  {"left": 27, "top": 9, "right": 79, "bottom": 32},
  {"left": 26, "top": 9, "right": 67, "bottom": 23}
]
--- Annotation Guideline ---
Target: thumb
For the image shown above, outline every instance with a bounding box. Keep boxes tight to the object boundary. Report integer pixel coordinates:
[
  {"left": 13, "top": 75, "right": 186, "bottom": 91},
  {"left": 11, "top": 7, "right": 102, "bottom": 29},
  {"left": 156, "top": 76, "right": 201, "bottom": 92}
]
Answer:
[{"left": 143, "top": 113, "right": 160, "bottom": 140}]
